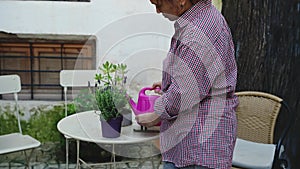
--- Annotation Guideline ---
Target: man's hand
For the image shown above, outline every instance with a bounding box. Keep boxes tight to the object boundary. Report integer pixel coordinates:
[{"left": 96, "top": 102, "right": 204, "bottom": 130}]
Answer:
[
  {"left": 135, "top": 112, "right": 161, "bottom": 128},
  {"left": 152, "top": 82, "right": 163, "bottom": 95}
]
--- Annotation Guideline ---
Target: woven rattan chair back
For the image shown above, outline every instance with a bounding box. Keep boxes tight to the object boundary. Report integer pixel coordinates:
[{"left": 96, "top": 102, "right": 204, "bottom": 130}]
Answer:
[{"left": 235, "top": 91, "right": 283, "bottom": 144}]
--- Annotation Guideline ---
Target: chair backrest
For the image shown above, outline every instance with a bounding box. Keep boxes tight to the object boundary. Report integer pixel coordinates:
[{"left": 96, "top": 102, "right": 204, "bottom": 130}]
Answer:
[
  {"left": 0, "top": 74, "right": 22, "bottom": 134},
  {"left": 59, "top": 70, "right": 96, "bottom": 116},
  {"left": 60, "top": 70, "right": 96, "bottom": 88},
  {"left": 0, "top": 74, "right": 21, "bottom": 94},
  {"left": 235, "top": 91, "right": 283, "bottom": 144}
]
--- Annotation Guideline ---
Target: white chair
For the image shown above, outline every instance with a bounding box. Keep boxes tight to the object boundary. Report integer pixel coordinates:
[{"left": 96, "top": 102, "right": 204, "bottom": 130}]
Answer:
[
  {"left": 0, "top": 74, "right": 41, "bottom": 168},
  {"left": 232, "top": 91, "right": 293, "bottom": 169},
  {"left": 59, "top": 70, "right": 96, "bottom": 169}
]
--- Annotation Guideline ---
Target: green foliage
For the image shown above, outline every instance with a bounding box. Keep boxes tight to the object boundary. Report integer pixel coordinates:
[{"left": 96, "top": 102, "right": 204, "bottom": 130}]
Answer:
[
  {"left": 95, "top": 61, "right": 128, "bottom": 88},
  {"left": 74, "top": 88, "right": 98, "bottom": 112},
  {"left": 95, "top": 87, "right": 119, "bottom": 120},
  {"left": 28, "top": 104, "right": 76, "bottom": 143},
  {"left": 0, "top": 105, "right": 25, "bottom": 134},
  {"left": 0, "top": 103, "right": 76, "bottom": 143},
  {"left": 94, "top": 61, "right": 129, "bottom": 121}
]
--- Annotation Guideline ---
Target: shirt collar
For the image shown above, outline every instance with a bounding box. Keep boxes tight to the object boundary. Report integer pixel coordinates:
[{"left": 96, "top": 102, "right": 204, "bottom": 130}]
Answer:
[{"left": 175, "top": 0, "right": 212, "bottom": 30}]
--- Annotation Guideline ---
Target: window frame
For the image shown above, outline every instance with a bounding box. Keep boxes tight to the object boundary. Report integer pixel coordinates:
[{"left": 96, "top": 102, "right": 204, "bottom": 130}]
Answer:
[{"left": 0, "top": 34, "right": 96, "bottom": 100}]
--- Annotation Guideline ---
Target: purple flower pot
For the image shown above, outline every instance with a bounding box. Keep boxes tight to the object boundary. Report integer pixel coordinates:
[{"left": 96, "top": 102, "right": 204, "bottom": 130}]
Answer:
[{"left": 100, "top": 116, "right": 123, "bottom": 138}]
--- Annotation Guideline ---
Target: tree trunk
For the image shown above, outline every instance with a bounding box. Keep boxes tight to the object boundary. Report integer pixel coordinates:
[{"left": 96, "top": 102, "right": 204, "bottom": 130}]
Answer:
[{"left": 222, "top": 0, "right": 300, "bottom": 168}]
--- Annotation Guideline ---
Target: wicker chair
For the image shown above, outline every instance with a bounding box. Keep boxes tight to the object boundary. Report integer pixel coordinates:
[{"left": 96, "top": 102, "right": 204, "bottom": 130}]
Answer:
[{"left": 232, "top": 91, "right": 292, "bottom": 169}]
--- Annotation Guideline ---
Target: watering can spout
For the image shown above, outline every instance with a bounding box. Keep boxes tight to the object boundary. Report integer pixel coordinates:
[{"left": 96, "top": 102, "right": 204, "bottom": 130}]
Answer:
[{"left": 129, "top": 97, "right": 139, "bottom": 114}]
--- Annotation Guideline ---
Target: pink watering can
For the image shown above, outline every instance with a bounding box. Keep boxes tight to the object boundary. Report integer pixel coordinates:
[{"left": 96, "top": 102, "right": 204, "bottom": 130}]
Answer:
[
  {"left": 129, "top": 87, "right": 160, "bottom": 115},
  {"left": 129, "top": 87, "right": 161, "bottom": 126}
]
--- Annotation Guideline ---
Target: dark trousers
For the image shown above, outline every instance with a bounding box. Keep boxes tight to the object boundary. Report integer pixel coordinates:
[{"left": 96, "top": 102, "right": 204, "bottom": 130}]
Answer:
[{"left": 163, "top": 162, "right": 212, "bottom": 169}]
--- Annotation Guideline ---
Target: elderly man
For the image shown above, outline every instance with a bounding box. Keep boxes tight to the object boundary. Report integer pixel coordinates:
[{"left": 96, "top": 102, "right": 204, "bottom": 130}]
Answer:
[{"left": 136, "top": 0, "right": 238, "bottom": 169}]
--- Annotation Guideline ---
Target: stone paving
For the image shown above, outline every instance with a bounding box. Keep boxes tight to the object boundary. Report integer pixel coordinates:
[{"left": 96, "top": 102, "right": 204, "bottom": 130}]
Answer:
[
  {"left": 0, "top": 159, "right": 162, "bottom": 169},
  {"left": 0, "top": 158, "right": 162, "bottom": 169},
  {"left": 0, "top": 142, "right": 162, "bottom": 169}
]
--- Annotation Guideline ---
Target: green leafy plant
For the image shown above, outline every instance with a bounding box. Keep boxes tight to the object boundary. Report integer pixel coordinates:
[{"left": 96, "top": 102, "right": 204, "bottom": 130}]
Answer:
[
  {"left": 74, "top": 88, "right": 98, "bottom": 112},
  {"left": 0, "top": 103, "right": 75, "bottom": 143},
  {"left": 0, "top": 103, "right": 113, "bottom": 164},
  {"left": 94, "top": 61, "right": 129, "bottom": 121},
  {"left": 27, "top": 104, "right": 76, "bottom": 143},
  {"left": 0, "top": 105, "right": 25, "bottom": 135}
]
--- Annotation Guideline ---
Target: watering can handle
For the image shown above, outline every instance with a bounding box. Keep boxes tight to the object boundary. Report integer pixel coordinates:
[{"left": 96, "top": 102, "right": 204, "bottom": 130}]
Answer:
[{"left": 140, "top": 86, "right": 161, "bottom": 94}]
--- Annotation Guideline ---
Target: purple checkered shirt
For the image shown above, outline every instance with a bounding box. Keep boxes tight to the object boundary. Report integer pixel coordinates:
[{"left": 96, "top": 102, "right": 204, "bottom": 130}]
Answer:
[{"left": 154, "top": 1, "right": 238, "bottom": 168}]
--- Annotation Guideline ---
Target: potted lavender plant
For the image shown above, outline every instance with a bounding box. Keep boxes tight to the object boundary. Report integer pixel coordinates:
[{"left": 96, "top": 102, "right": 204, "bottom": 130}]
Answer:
[{"left": 94, "top": 61, "right": 131, "bottom": 138}]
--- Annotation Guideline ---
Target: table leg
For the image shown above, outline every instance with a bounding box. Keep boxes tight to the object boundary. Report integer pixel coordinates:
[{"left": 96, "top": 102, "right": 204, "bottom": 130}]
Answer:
[
  {"left": 151, "top": 143, "right": 156, "bottom": 169},
  {"left": 66, "top": 138, "right": 69, "bottom": 169},
  {"left": 112, "top": 144, "right": 116, "bottom": 169},
  {"left": 76, "top": 140, "right": 80, "bottom": 169}
]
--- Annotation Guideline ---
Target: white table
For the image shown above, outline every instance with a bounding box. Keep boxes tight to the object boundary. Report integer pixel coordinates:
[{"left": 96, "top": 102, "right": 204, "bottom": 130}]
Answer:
[{"left": 57, "top": 111, "right": 160, "bottom": 169}]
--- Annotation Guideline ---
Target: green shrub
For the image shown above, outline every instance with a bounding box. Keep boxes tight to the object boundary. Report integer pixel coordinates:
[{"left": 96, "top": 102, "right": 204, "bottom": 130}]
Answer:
[
  {"left": 0, "top": 105, "right": 26, "bottom": 134},
  {"left": 0, "top": 103, "right": 76, "bottom": 143},
  {"left": 26, "top": 104, "right": 76, "bottom": 143},
  {"left": 73, "top": 88, "right": 98, "bottom": 112}
]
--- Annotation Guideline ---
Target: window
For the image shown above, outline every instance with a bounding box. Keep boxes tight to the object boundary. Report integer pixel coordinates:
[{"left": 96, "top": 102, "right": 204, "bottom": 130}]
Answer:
[{"left": 0, "top": 39, "right": 96, "bottom": 100}]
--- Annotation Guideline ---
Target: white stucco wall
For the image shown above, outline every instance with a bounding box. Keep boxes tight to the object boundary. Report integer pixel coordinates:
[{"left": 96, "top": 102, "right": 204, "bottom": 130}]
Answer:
[
  {"left": 0, "top": 0, "right": 222, "bottom": 98},
  {"left": 0, "top": 0, "right": 173, "bottom": 87},
  {"left": 0, "top": 0, "right": 221, "bottom": 35},
  {"left": 0, "top": 0, "right": 159, "bottom": 35}
]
